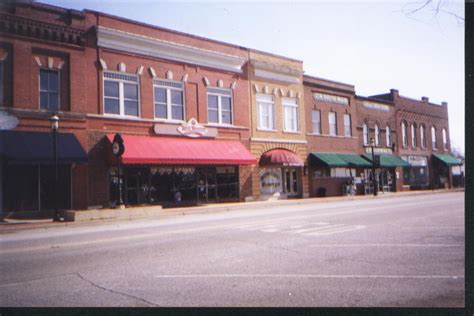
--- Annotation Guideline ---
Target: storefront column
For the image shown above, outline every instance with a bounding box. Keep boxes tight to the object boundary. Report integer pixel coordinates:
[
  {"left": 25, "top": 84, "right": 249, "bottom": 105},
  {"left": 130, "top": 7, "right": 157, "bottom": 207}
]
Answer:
[{"left": 0, "top": 158, "right": 3, "bottom": 219}]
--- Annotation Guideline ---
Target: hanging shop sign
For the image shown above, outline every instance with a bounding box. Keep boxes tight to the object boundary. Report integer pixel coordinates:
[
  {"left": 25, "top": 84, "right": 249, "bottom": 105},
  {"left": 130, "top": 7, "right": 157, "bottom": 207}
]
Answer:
[
  {"left": 0, "top": 111, "right": 19, "bottom": 130},
  {"left": 365, "top": 147, "right": 392, "bottom": 155},
  {"left": 153, "top": 118, "right": 218, "bottom": 138}
]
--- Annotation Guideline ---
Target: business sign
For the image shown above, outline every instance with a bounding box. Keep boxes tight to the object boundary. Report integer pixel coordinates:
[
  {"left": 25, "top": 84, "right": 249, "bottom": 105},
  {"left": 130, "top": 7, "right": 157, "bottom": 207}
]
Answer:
[
  {"left": 401, "top": 155, "right": 427, "bottom": 166},
  {"left": 365, "top": 147, "right": 392, "bottom": 155},
  {"left": 0, "top": 111, "right": 19, "bottom": 130},
  {"left": 154, "top": 118, "right": 217, "bottom": 138}
]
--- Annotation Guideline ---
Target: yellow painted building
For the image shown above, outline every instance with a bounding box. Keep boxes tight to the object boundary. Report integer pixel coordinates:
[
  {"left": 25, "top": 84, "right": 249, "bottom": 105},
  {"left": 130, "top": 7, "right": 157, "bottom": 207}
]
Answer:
[{"left": 246, "top": 50, "right": 308, "bottom": 200}]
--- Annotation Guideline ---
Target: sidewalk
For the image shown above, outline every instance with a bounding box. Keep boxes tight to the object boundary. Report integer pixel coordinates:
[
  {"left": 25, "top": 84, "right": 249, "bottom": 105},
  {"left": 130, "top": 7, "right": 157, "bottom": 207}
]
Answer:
[{"left": 0, "top": 188, "right": 464, "bottom": 232}]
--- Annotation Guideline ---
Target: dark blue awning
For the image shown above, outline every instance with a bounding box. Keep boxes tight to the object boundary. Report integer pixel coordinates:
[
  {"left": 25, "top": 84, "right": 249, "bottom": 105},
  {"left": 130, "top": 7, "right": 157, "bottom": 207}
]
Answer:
[{"left": 0, "top": 130, "right": 87, "bottom": 164}]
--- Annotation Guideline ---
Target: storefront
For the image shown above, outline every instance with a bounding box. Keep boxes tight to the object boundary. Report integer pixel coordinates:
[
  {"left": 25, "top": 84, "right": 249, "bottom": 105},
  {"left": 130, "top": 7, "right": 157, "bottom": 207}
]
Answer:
[
  {"left": 431, "top": 153, "right": 462, "bottom": 189},
  {"left": 400, "top": 155, "right": 430, "bottom": 190},
  {"left": 0, "top": 130, "right": 87, "bottom": 216},
  {"left": 258, "top": 149, "right": 304, "bottom": 198},
  {"left": 107, "top": 134, "right": 256, "bottom": 207},
  {"left": 362, "top": 154, "right": 409, "bottom": 193},
  {"left": 308, "top": 153, "right": 372, "bottom": 197}
]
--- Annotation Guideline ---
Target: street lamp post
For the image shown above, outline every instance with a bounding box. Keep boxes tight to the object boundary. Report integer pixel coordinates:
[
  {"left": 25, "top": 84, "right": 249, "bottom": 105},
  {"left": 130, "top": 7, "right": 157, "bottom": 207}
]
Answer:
[
  {"left": 50, "top": 114, "right": 61, "bottom": 221},
  {"left": 370, "top": 137, "right": 378, "bottom": 196}
]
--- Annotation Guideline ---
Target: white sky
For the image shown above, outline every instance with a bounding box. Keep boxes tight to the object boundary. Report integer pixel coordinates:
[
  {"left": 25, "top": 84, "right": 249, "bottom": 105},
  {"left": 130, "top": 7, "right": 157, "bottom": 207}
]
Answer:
[{"left": 43, "top": 0, "right": 465, "bottom": 153}]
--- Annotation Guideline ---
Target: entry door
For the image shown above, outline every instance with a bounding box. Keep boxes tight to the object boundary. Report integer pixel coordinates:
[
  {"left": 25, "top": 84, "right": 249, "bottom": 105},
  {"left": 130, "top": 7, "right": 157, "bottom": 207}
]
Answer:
[
  {"left": 284, "top": 167, "right": 299, "bottom": 196},
  {"left": 197, "top": 168, "right": 216, "bottom": 203}
]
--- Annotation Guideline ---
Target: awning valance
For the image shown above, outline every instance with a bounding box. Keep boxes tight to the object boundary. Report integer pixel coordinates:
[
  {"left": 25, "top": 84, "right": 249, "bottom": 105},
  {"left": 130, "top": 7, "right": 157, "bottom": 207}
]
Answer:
[
  {"left": 106, "top": 134, "right": 256, "bottom": 165},
  {"left": 0, "top": 130, "right": 88, "bottom": 164},
  {"left": 432, "top": 153, "right": 462, "bottom": 166},
  {"left": 362, "top": 154, "right": 410, "bottom": 168},
  {"left": 310, "top": 152, "right": 372, "bottom": 168},
  {"left": 259, "top": 149, "right": 304, "bottom": 166}
]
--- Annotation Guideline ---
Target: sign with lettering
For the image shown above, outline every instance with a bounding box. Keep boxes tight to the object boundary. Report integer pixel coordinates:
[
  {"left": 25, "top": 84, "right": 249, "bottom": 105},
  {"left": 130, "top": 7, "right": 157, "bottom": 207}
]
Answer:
[
  {"left": 365, "top": 147, "right": 392, "bottom": 155},
  {"left": 403, "top": 155, "right": 427, "bottom": 166},
  {"left": 154, "top": 118, "right": 218, "bottom": 138},
  {"left": 0, "top": 111, "right": 19, "bottom": 130}
]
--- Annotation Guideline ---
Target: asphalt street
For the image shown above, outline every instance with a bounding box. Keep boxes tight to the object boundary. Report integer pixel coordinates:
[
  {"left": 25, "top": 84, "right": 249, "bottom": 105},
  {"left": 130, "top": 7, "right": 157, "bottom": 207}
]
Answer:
[{"left": 0, "top": 192, "right": 464, "bottom": 307}]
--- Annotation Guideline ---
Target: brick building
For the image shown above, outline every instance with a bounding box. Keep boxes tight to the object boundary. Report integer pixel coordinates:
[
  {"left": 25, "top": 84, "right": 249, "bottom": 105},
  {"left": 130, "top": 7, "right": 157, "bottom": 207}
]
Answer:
[
  {"left": 248, "top": 50, "right": 308, "bottom": 200},
  {"left": 370, "top": 89, "right": 461, "bottom": 190},
  {"left": 0, "top": 1, "right": 461, "bottom": 218}
]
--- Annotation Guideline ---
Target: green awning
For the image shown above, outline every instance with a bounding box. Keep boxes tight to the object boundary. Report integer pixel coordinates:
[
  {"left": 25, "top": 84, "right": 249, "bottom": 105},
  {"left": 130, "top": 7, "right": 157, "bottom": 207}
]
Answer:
[
  {"left": 432, "top": 153, "right": 462, "bottom": 166},
  {"left": 362, "top": 154, "right": 410, "bottom": 168},
  {"left": 310, "top": 153, "right": 372, "bottom": 168}
]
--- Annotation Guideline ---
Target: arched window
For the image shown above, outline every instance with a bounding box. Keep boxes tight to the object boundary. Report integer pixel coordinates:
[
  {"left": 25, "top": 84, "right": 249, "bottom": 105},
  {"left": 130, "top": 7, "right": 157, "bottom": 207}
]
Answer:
[
  {"left": 363, "top": 123, "right": 368, "bottom": 145},
  {"left": 401, "top": 121, "right": 407, "bottom": 148},
  {"left": 431, "top": 126, "right": 437, "bottom": 150},
  {"left": 411, "top": 123, "right": 417, "bottom": 148},
  {"left": 442, "top": 128, "right": 448, "bottom": 149},
  {"left": 374, "top": 124, "right": 380, "bottom": 146},
  {"left": 420, "top": 125, "right": 426, "bottom": 148},
  {"left": 386, "top": 126, "right": 391, "bottom": 147}
]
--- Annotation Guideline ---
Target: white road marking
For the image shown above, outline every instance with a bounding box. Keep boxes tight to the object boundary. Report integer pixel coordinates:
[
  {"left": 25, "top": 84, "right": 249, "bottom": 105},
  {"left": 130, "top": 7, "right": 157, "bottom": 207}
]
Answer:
[
  {"left": 305, "top": 225, "right": 366, "bottom": 236},
  {"left": 308, "top": 243, "right": 464, "bottom": 247},
  {"left": 154, "top": 274, "right": 463, "bottom": 279},
  {"left": 289, "top": 224, "right": 345, "bottom": 234}
]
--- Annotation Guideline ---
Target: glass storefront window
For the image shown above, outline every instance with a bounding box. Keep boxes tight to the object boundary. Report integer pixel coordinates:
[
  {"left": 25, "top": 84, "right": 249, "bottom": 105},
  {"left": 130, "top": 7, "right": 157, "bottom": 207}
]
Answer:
[{"left": 260, "top": 168, "right": 282, "bottom": 195}]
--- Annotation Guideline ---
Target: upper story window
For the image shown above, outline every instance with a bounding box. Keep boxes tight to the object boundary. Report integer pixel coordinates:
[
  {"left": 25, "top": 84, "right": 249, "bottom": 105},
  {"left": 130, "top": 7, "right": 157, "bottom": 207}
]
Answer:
[
  {"left": 411, "top": 124, "right": 417, "bottom": 148},
  {"left": 208, "top": 87, "right": 232, "bottom": 125},
  {"left": 282, "top": 97, "right": 298, "bottom": 132},
  {"left": 343, "top": 113, "right": 351, "bottom": 137},
  {"left": 103, "top": 71, "right": 139, "bottom": 117},
  {"left": 420, "top": 125, "right": 426, "bottom": 148},
  {"left": 386, "top": 126, "right": 391, "bottom": 147},
  {"left": 363, "top": 123, "right": 368, "bottom": 145},
  {"left": 154, "top": 79, "right": 184, "bottom": 121},
  {"left": 312, "top": 110, "right": 321, "bottom": 135},
  {"left": 442, "top": 128, "right": 448, "bottom": 150},
  {"left": 0, "top": 61, "right": 3, "bottom": 106},
  {"left": 40, "top": 69, "right": 59, "bottom": 111},
  {"left": 257, "top": 94, "right": 275, "bottom": 130},
  {"left": 431, "top": 126, "right": 437, "bottom": 150},
  {"left": 328, "top": 112, "right": 337, "bottom": 136},
  {"left": 374, "top": 124, "right": 380, "bottom": 146},
  {"left": 401, "top": 121, "right": 408, "bottom": 148}
]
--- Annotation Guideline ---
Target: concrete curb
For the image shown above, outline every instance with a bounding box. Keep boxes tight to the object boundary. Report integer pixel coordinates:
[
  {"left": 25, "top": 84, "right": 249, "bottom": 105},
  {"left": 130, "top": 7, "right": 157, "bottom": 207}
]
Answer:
[{"left": 0, "top": 189, "right": 464, "bottom": 232}]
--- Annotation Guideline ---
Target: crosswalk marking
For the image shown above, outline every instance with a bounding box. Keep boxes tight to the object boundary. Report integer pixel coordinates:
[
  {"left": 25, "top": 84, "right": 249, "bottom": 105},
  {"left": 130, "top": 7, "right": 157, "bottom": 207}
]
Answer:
[{"left": 236, "top": 220, "right": 366, "bottom": 237}]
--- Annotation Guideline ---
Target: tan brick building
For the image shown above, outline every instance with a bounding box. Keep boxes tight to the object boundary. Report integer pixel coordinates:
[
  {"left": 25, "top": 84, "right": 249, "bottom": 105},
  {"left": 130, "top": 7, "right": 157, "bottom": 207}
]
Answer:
[{"left": 247, "top": 50, "right": 308, "bottom": 200}]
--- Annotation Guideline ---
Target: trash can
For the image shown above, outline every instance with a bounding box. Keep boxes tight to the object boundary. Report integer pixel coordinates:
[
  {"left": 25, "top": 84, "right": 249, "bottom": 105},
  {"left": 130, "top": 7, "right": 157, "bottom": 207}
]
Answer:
[{"left": 317, "top": 187, "right": 326, "bottom": 197}]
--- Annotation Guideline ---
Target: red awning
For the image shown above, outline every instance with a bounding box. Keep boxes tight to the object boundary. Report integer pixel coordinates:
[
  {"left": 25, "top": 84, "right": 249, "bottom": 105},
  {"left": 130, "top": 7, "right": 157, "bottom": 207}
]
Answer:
[
  {"left": 107, "top": 134, "right": 256, "bottom": 165},
  {"left": 259, "top": 149, "right": 304, "bottom": 166}
]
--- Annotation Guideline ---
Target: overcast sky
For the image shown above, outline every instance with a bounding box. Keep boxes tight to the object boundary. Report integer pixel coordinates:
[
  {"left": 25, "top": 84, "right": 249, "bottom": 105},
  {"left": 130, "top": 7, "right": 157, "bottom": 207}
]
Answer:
[{"left": 42, "top": 0, "right": 465, "bottom": 153}]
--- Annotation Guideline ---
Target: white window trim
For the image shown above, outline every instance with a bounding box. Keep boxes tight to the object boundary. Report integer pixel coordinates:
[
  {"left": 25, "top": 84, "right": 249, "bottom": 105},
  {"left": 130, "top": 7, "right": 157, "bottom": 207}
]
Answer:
[
  {"left": 343, "top": 113, "right": 351, "bottom": 137},
  {"left": 386, "top": 126, "right": 391, "bottom": 147},
  {"left": 442, "top": 128, "right": 448, "bottom": 150},
  {"left": 374, "top": 124, "right": 380, "bottom": 146},
  {"left": 153, "top": 79, "right": 186, "bottom": 122},
  {"left": 420, "top": 125, "right": 426, "bottom": 149},
  {"left": 39, "top": 68, "right": 60, "bottom": 111},
  {"left": 282, "top": 97, "right": 299, "bottom": 132},
  {"left": 363, "top": 123, "right": 368, "bottom": 146},
  {"left": 207, "top": 87, "right": 233, "bottom": 125},
  {"left": 257, "top": 93, "right": 275, "bottom": 131},
  {"left": 402, "top": 122, "right": 408, "bottom": 148},
  {"left": 431, "top": 126, "right": 437, "bottom": 150},
  {"left": 411, "top": 124, "right": 417, "bottom": 148},
  {"left": 103, "top": 70, "right": 140, "bottom": 118},
  {"left": 312, "top": 109, "right": 321, "bottom": 135},
  {"left": 328, "top": 112, "right": 337, "bottom": 136}
]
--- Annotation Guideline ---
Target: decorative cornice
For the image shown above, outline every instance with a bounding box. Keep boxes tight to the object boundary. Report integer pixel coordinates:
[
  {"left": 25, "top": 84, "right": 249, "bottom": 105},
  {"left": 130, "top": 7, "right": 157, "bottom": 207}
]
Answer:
[
  {"left": 97, "top": 26, "right": 246, "bottom": 73},
  {"left": 0, "top": 13, "right": 85, "bottom": 47},
  {"left": 250, "top": 59, "right": 302, "bottom": 84}
]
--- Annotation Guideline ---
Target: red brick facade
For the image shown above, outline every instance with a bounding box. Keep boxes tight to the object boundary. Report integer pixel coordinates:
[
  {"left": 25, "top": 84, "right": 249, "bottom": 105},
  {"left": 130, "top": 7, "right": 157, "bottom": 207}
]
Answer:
[{"left": 0, "top": 2, "right": 458, "bottom": 215}]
